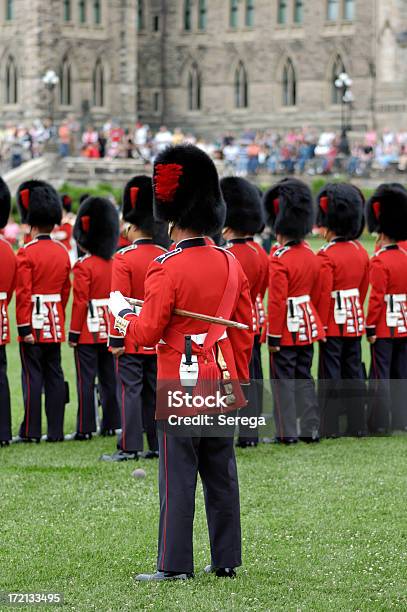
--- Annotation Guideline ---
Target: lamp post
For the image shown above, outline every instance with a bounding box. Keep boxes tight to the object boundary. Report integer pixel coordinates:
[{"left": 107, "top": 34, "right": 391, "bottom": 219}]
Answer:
[
  {"left": 335, "top": 72, "right": 354, "bottom": 156},
  {"left": 42, "top": 69, "right": 59, "bottom": 123}
]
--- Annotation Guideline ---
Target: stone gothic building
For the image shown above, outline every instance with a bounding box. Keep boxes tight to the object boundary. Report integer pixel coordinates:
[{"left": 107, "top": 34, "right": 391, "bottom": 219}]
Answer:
[{"left": 1, "top": 0, "right": 407, "bottom": 134}]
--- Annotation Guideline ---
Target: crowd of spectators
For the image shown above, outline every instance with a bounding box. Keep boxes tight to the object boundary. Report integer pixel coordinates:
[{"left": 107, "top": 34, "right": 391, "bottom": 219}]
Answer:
[{"left": 2, "top": 116, "right": 407, "bottom": 178}]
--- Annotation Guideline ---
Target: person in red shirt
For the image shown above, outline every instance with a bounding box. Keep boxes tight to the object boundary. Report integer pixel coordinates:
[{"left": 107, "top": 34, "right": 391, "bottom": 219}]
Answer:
[
  {"left": 109, "top": 145, "right": 253, "bottom": 581},
  {"left": 264, "top": 178, "right": 324, "bottom": 444},
  {"left": 52, "top": 194, "right": 74, "bottom": 253},
  {"left": 220, "top": 177, "right": 264, "bottom": 447},
  {"left": 0, "top": 178, "right": 16, "bottom": 446},
  {"left": 316, "top": 184, "right": 370, "bottom": 437},
  {"left": 15, "top": 180, "right": 71, "bottom": 443},
  {"left": 102, "top": 176, "right": 167, "bottom": 462},
  {"left": 366, "top": 183, "right": 407, "bottom": 433},
  {"left": 67, "top": 197, "right": 120, "bottom": 440}
]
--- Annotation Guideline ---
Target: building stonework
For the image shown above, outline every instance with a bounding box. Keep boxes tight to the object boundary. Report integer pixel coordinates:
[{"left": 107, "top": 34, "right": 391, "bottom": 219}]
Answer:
[{"left": 1, "top": 1, "right": 407, "bottom": 134}]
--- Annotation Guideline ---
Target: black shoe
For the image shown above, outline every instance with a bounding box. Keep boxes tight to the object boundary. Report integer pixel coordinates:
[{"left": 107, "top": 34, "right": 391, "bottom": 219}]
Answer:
[
  {"left": 100, "top": 429, "right": 116, "bottom": 437},
  {"left": 45, "top": 436, "right": 64, "bottom": 443},
  {"left": 134, "top": 571, "right": 193, "bottom": 582},
  {"left": 100, "top": 450, "right": 139, "bottom": 462},
  {"left": 65, "top": 432, "right": 93, "bottom": 441},
  {"left": 273, "top": 437, "right": 298, "bottom": 445},
  {"left": 299, "top": 435, "right": 320, "bottom": 444},
  {"left": 0, "top": 440, "right": 10, "bottom": 447},
  {"left": 236, "top": 440, "right": 258, "bottom": 449},
  {"left": 12, "top": 435, "right": 41, "bottom": 444},
  {"left": 139, "top": 450, "right": 159, "bottom": 459},
  {"left": 204, "top": 565, "right": 236, "bottom": 578}
]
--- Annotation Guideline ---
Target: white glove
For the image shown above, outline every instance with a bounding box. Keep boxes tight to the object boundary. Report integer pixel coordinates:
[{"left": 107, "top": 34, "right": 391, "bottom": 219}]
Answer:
[{"left": 109, "top": 291, "right": 131, "bottom": 318}]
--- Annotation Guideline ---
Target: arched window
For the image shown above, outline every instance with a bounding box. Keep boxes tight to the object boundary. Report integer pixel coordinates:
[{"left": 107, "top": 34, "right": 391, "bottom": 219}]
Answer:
[
  {"left": 59, "top": 57, "right": 72, "bottom": 105},
  {"left": 235, "top": 62, "right": 248, "bottom": 108},
  {"left": 245, "top": 0, "right": 254, "bottom": 26},
  {"left": 92, "top": 59, "right": 104, "bottom": 106},
  {"left": 184, "top": 0, "right": 192, "bottom": 31},
  {"left": 198, "top": 0, "right": 207, "bottom": 31},
  {"left": 64, "top": 0, "right": 71, "bottom": 21},
  {"left": 93, "top": 0, "right": 101, "bottom": 24},
  {"left": 294, "top": 0, "right": 303, "bottom": 23},
  {"left": 282, "top": 59, "right": 296, "bottom": 106},
  {"left": 5, "top": 0, "right": 13, "bottom": 20},
  {"left": 137, "top": 0, "right": 145, "bottom": 31},
  {"left": 327, "top": 0, "right": 339, "bottom": 21},
  {"left": 343, "top": 0, "right": 354, "bottom": 21},
  {"left": 5, "top": 57, "right": 18, "bottom": 104},
  {"left": 278, "top": 0, "right": 287, "bottom": 24},
  {"left": 332, "top": 55, "right": 346, "bottom": 104},
  {"left": 188, "top": 63, "right": 201, "bottom": 111},
  {"left": 79, "top": 0, "right": 86, "bottom": 23},
  {"left": 230, "top": 0, "right": 238, "bottom": 28}
]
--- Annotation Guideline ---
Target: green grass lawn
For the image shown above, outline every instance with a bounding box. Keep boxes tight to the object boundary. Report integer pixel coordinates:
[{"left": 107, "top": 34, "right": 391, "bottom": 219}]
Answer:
[{"left": 2, "top": 235, "right": 407, "bottom": 611}]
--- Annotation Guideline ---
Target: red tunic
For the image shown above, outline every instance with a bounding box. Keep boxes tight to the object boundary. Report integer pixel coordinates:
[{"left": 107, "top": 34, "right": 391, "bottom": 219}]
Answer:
[
  {"left": 16, "top": 235, "right": 71, "bottom": 342},
  {"left": 109, "top": 238, "right": 167, "bottom": 354},
  {"left": 267, "top": 241, "right": 324, "bottom": 347},
  {"left": 69, "top": 254, "right": 114, "bottom": 344},
  {"left": 0, "top": 236, "right": 17, "bottom": 345},
  {"left": 366, "top": 244, "right": 407, "bottom": 339},
  {"left": 53, "top": 222, "right": 73, "bottom": 252},
  {"left": 247, "top": 237, "right": 269, "bottom": 329},
  {"left": 316, "top": 238, "right": 370, "bottom": 337},
  {"left": 226, "top": 238, "right": 262, "bottom": 333},
  {"left": 117, "top": 238, "right": 253, "bottom": 412}
]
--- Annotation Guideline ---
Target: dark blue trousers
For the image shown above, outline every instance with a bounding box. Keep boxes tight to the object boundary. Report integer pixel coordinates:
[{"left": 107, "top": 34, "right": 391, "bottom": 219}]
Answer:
[
  {"left": 0, "top": 345, "right": 12, "bottom": 442},
  {"left": 318, "top": 337, "right": 366, "bottom": 437},
  {"left": 369, "top": 338, "right": 407, "bottom": 432},
  {"left": 74, "top": 344, "right": 120, "bottom": 434},
  {"left": 116, "top": 353, "right": 158, "bottom": 453},
  {"left": 19, "top": 343, "right": 66, "bottom": 440}
]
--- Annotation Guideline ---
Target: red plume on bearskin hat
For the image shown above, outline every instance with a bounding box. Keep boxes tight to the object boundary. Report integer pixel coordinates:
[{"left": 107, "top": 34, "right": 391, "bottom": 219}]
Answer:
[
  {"left": 74, "top": 196, "right": 119, "bottom": 260},
  {"left": 16, "top": 180, "right": 62, "bottom": 227},
  {"left": 0, "top": 177, "right": 11, "bottom": 229},
  {"left": 152, "top": 144, "right": 226, "bottom": 235},
  {"left": 61, "top": 193, "right": 73, "bottom": 213},
  {"left": 263, "top": 178, "right": 314, "bottom": 240},
  {"left": 316, "top": 183, "right": 365, "bottom": 240},
  {"left": 366, "top": 183, "right": 407, "bottom": 241},
  {"left": 122, "top": 175, "right": 155, "bottom": 235},
  {"left": 122, "top": 175, "right": 170, "bottom": 247},
  {"left": 220, "top": 177, "right": 265, "bottom": 235}
]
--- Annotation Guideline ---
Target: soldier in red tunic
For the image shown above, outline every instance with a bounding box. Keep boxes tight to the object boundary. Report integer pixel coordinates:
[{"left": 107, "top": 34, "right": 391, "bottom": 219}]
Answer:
[
  {"left": 67, "top": 197, "right": 120, "bottom": 440},
  {"left": 0, "top": 178, "right": 16, "bottom": 446},
  {"left": 366, "top": 183, "right": 407, "bottom": 432},
  {"left": 315, "top": 183, "right": 370, "bottom": 437},
  {"left": 15, "top": 180, "right": 71, "bottom": 443},
  {"left": 109, "top": 145, "right": 253, "bottom": 581},
  {"left": 264, "top": 178, "right": 324, "bottom": 444},
  {"left": 101, "top": 176, "right": 167, "bottom": 462},
  {"left": 52, "top": 194, "right": 74, "bottom": 254},
  {"left": 220, "top": 177, "right": 264, "bottom": 447}
]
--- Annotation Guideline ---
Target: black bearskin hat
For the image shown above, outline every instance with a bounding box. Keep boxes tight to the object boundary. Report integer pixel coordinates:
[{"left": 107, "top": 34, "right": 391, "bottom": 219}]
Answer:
[
  {"left": 366, "top": 183, "right": 407, "bottom": 241},
  {"left": 220, "top": 177, "right": 265, "bottom": 235},
  {"left": 316, "top": 183, "right": 365, "bottom": 240},
  {"left": 61, "top": 193, "right": 73, "bottom": 213},
  {"left": 17, "top": 180, "right": 62, "bottom": 227},
  {"left": 152, "top": 144, "right": 226, "bottom": 235},
  {"left": 74, "top": 196, "right": 119, "bottom": 260},
  {"left": 0, "top": 177, "right": 11, "bottom": 229},
  {"left": 264, "top": 178, "right": 314, "bottom": 239},
  {"left": 122, "top": 175, "right": 155, "bottom": 234}
]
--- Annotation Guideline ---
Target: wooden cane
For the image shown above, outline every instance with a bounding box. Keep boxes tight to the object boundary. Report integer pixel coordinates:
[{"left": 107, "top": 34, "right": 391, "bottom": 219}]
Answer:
[{"left": 124, "top": 297, "right": 249, "bottom": 331}]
